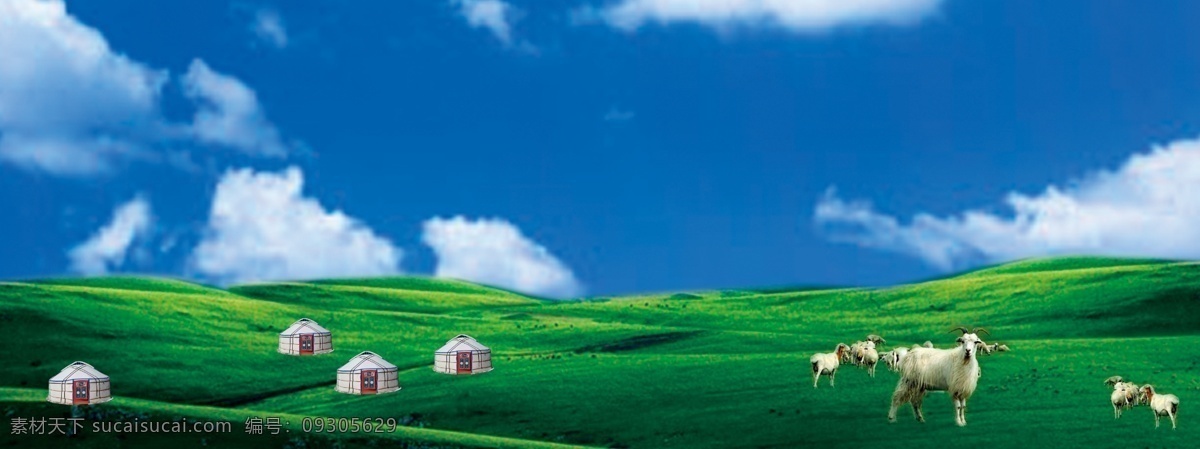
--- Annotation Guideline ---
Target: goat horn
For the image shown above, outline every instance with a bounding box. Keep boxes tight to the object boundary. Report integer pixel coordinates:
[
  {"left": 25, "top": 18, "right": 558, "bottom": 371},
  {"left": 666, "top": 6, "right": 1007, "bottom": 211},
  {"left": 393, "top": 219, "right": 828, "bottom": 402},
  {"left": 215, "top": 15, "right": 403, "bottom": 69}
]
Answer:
[
  {"left": 972, "top": 327, "right": 991, "bottom": 336},
  {"left": 948, "top": 326, "right": 970, "bottom": 335}
]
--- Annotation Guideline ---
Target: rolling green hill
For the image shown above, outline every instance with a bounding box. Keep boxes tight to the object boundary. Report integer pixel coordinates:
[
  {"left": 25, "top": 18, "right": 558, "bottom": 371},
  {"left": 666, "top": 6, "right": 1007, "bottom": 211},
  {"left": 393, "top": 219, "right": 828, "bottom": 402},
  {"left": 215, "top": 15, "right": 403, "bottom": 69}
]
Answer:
[{"left": 2, "top": 257, "right": 1199, "bottom": 448}]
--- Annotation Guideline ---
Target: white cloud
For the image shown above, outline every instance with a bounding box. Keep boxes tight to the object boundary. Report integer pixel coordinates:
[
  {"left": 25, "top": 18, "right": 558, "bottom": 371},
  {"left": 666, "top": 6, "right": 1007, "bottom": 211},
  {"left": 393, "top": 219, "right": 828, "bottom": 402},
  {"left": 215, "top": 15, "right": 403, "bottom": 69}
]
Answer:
[
  {"left": 182, "top": 59, "right": 288, "bottom": 157},
  {"left": 190, "top": 166, "right": 402, "bottom": 284},
  {"left": 0, "top": 0, "right": 167, "bottom": 176},
  {"left": 422, "top": 216, "right": 583, "bottom": 299},
  {"left": 815, "top": 137, "right": 1200, "bottom": 271},
  {"left": 594, "top": 0, "right": 945, "bottom": 33},
  {"left": 252, "top": 9, "right": 288, "bottom": 49},
  {"left": 453, "top": 0, "right": 518, "bottom": 45},
  {"left": 68, "top": 196, "right": 153, "bottom": 275},
  {"left": 0, "top": 0, "right": 290, "bottom": 176}
]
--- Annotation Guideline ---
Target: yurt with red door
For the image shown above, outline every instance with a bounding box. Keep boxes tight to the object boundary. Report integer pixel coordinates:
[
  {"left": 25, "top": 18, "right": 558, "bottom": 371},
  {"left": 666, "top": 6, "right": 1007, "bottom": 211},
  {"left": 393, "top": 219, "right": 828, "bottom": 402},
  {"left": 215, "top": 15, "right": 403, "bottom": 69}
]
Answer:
[
  {"left": 433, "top": 334, "right": 493, "bottom": 375},
  {"left": 278, "top": 318, "right": 333, "bottom": 355},
  {"left": 47, "top": 361, "right": 112, "bottom": 405},
  {"left": 335, "top": 351, "right": 400, "bottom": 395}
]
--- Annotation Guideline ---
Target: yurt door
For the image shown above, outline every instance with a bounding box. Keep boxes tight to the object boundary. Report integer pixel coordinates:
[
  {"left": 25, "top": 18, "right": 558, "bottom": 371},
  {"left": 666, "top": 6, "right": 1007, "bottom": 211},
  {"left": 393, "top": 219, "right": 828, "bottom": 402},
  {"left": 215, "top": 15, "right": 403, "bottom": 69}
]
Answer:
[
  {"left": 457, "top": 351, "right": 472, "bottom": 374},
  {"left": 361, "top": 370, "right": 377, "bottom": 394},
  {"left": 299, "top": 334, "right": 314, "bottom": 354},
  {"left": 72, "top": 380, "right": 89, "bottom": 404}
]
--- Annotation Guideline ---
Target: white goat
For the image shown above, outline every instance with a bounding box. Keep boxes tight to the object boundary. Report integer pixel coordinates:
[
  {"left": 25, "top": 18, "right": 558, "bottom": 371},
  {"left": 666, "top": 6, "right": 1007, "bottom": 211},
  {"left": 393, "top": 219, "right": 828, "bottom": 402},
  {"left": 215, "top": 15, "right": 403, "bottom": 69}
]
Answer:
[
  {"left": 810, "top": 343, "right": 851, "bottom": 388},
  {"left": 1111, "top": 386, "right": 1133, "bottom": 418},
  {"left": 888, "top": 327, "right": 990, "bottom": 426},
  {"left": 882, "top": 347, "right": 909, "bottom": 372},
  {"left": 860, "top": 346, "right": 880, "bottom": 377},
  {"left": 1141, "top": 385, "right": 1180, "bottom": 429},
  {"left": 922, "top": 341, "right": 934, "bottom": 348}
]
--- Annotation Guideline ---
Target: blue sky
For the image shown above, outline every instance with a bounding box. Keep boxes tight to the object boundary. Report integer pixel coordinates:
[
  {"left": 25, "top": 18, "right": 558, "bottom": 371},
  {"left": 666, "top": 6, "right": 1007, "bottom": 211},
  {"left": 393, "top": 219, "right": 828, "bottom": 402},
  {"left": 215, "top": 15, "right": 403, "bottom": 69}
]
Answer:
[{"left": 5, "top": 0, "right": 1200, "bottom": 297}]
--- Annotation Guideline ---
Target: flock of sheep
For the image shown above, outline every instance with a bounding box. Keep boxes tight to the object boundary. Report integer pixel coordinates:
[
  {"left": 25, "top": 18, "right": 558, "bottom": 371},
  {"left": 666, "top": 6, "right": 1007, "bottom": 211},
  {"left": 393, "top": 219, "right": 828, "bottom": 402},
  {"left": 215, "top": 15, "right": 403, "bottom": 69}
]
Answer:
[
  {"left": 1105, "top": 375, "right": 1181, "bottom": 429},
  {"left": 811, "top": 326, "right": 1177, "bottom": 430},
  {"left": 810, "top": 327, "right": 1006, "bottom": 426}
]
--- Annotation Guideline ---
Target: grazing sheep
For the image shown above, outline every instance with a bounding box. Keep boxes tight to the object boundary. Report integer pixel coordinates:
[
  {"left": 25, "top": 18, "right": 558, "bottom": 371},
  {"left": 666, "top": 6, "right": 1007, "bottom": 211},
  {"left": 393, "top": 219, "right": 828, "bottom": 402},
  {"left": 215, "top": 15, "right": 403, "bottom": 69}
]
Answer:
[
  {"left": 810, "top": 343, "right": 851, "bottom": 388},
  {"left": 860, "top": 346, "right": 881, "bottom": 378},
  {"left": 848, "top": 342, "right": 865, "bottom": 360},
  {"left": 1111, "top": 385, "right": 1133, "bottom": 418},
  {"left": 1123, "top": 382, "right": 1143, "bottom": 407},
  {"left": 887, "top": 327, "right": 990, "bottom": 426},
  {"left": 1141, "top": 385, "right": 1180, "bottom": 429},
  {"left": 980, "top": 343, "right": 1010, "bottom": 355},
  {"left": 1105, "top": 376, "right": 1142, "bottom": 409},
  {"left": 849, "top": 340, "right": 876, "bottom": 365},
  {"left": 847, "top": 338, "right": 883, "bottom": 377}
]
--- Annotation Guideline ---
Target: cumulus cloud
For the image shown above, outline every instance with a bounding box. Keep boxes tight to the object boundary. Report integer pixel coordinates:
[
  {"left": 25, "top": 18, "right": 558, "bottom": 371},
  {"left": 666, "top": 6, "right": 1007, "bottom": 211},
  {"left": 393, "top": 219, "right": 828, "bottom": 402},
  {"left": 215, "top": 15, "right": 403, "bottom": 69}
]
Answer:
[
  {"left": 251, "top": 9, "right": 289, "bottom": 49},
  {"left": 0, "top": 0, "right": 290, "bottom": 176},
  {"left": 68, "top": 196, "right": 153, "bottom": 275},
  {"left": 190, "top": 167, "right": 402, "bottom": 284},
  {"left": 422, "top": 216, "right": 583, "bottom": 299},
  {"left": 815, "top": 137, "right": 1200, "bottom": 271},
  {"left": 0, "top": 0, "right": 167, "bottom": 176},
  {"left": 592, "top": 0, "right": 945, "bottom": 33},
  {"left": 453, "top": 0, "right": 518, "bottom": 45},
  {"left": 182, "top": 59, "right": 288, "bottom": 157}
]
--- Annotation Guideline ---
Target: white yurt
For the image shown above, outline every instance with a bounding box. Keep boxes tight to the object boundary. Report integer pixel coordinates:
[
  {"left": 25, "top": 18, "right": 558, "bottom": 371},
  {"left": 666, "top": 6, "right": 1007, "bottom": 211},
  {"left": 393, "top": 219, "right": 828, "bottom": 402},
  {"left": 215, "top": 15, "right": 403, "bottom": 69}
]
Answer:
[
  {"left": 278, "top": 318, "right": 333, "bottom": 355},
  {"left": 434, "top": 334, "right": 493, "bottom": 375},
  {"left": 335, "top": 351, "right": 400, "bottom": 395},
  {"left": 47, "top": 361, "right": 112, "bottom": 405}
]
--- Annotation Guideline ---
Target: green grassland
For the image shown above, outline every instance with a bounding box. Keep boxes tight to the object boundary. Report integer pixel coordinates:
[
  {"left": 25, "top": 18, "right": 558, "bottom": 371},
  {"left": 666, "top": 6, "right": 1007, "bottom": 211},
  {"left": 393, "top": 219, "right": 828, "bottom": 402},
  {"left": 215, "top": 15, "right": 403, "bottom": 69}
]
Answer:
[{"left": 2, "top": 258, "right": 1199, "bottom": 448}]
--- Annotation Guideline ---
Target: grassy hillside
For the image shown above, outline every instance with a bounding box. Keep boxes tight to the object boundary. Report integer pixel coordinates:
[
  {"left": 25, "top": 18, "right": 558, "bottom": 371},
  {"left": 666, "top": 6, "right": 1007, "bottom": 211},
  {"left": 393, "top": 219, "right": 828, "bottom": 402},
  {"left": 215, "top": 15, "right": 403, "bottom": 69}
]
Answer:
[
  {"left": 229, "top": 279, "right": 539, "bottom": 314},
  {"left": 960, "top": 256, "right": 1174, "bottom": 277},
  {"left": 0, "top": 387, "right": 588, "bottom": 449},
  {"left": 3, "top": 257, "right": 1199, "bottom": 447}
]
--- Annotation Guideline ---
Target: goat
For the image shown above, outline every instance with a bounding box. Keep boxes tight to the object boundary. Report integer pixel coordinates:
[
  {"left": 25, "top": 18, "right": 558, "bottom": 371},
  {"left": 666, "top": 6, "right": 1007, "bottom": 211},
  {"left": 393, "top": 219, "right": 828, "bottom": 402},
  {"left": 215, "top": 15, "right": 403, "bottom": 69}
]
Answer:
[
  {"left": 1141, "top": 385, "right": 1180, "bottom": 429},
  {"left": 882, "top": 347, "right": 909, "bottom": 372},
  {"left": 810, "top": 343, "right": 851, "bottom": 388},
  {"left": 860, "top": 345, "right": 880, "bottom": 378},
  {"left": 888, "top": 327, "right": 990, "bottom": 426},
  {"left": 1111, "top": 385, "right": 1133, "bottom": 418}
]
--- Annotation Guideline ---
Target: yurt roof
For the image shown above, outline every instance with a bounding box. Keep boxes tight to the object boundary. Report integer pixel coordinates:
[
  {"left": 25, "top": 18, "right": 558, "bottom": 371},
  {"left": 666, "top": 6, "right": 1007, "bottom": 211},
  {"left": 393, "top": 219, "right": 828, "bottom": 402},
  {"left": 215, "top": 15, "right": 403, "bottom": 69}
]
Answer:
[
  {"left": 337, "top": 351, "right": 397, "bottom": 372},
  {"left": 49, "top": 361, "right": 108, "bottom": 382},
  {"left": 280, "top": 318, "right": 331, "bottom": 336},
  {"left": 435, "top": 334, "right": 490, "bottom": 353}
]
